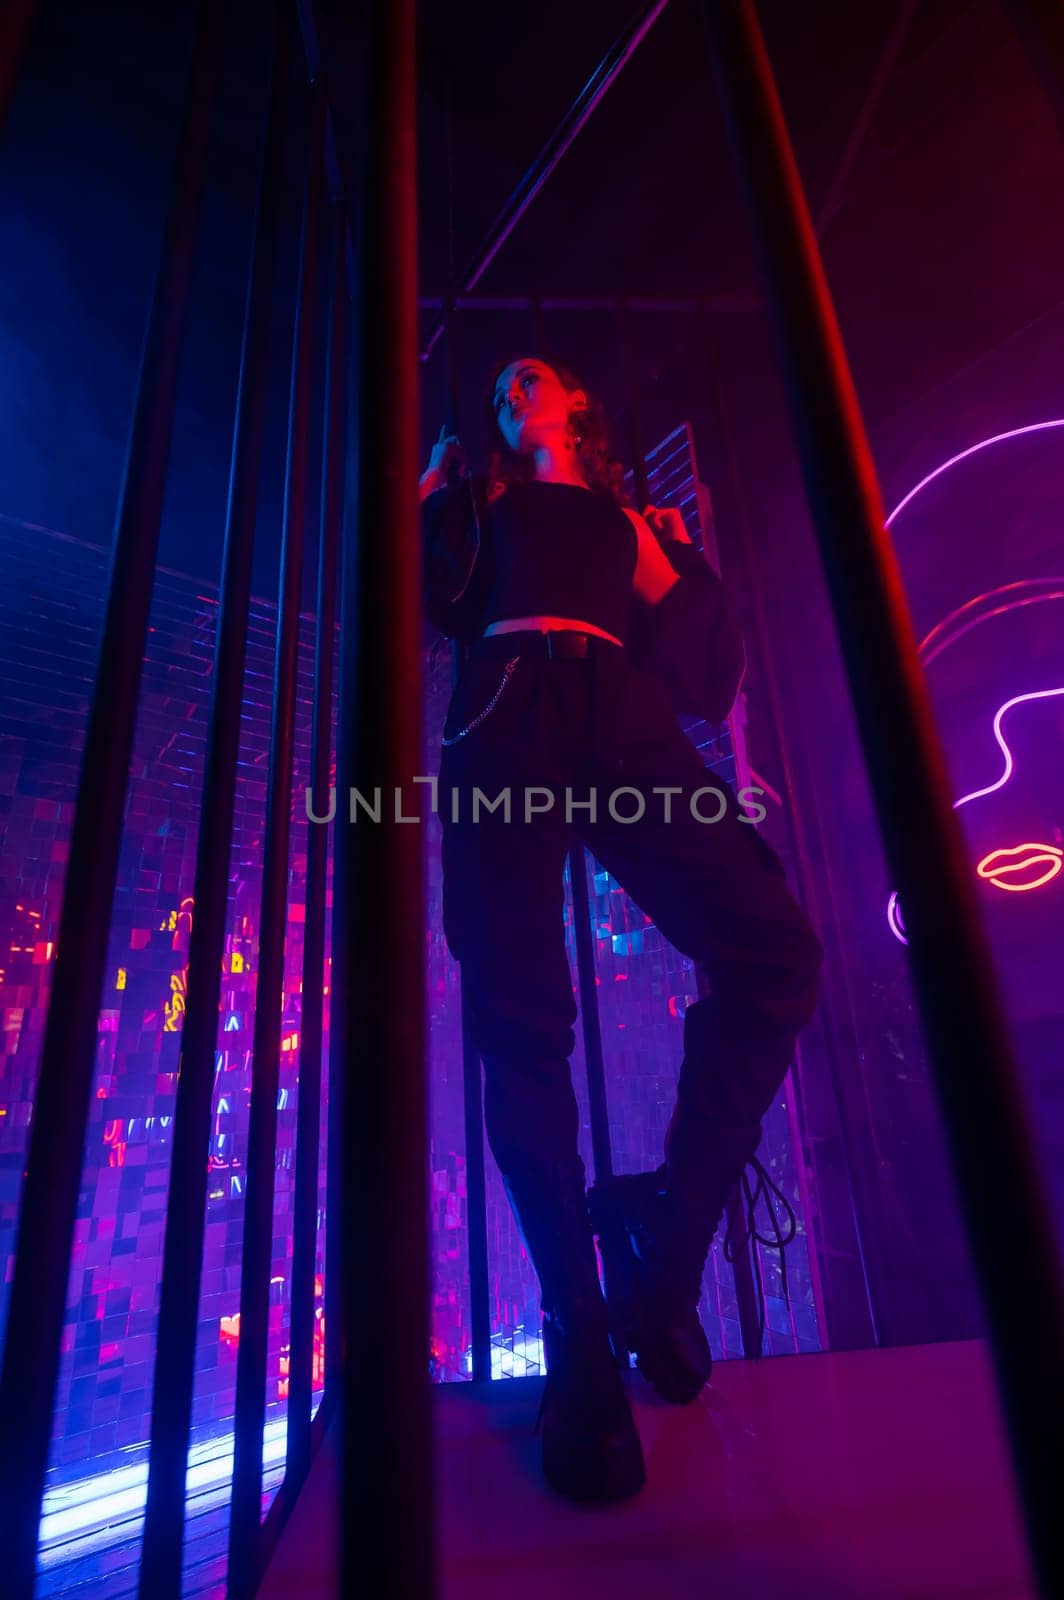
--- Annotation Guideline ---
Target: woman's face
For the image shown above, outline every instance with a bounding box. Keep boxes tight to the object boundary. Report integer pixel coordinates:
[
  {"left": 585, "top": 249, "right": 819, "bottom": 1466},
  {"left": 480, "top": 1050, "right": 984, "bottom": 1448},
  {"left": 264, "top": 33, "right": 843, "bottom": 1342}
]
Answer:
[{"left": 491, "top": 359, "right": 585, "bottom": 454}]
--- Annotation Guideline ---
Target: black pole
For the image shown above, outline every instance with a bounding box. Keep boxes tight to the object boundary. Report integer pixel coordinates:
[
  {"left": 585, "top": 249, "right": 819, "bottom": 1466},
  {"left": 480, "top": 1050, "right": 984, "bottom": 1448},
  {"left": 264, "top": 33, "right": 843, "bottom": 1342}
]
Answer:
[
  {"left": 530, "top": 293, "right": 546, "bottom": 350},
  {"left": 723, "top": 1182, "right": 763, "bottom": 1356},
  {"left": 616, "top": 299, "right": 649, "bottom": 509},
  {"left": 228, "top": 75, "right": 326, "bottom": 1597},
  {"left": 138, "top": 6, "right": 293, "bottom": 1595},
  {"left": 567, "top": 845, "right": 626, "bottom": 1361},
  {"left": 338, "top": 0, "right": 433, "bottom": 1593},
  {"left": 441, "top": 294, "right": 492, "bottom": 1386},
  {"left": 702, "top": 4, "right": 1064, "bottom": 1592},
  {"left": 322, "top": 222, "right": 350, "bottom": 1424},
  {"left": 459, "top": 991, "right": 493, "bottom": 1384},
  {"left": 288, "top": 192, "right": 344, "bottom": 1488},
  {"left": 695, "top": 296, "right": 879, "bottom": 1349},
  {"left": 420, "top": 292, "right": 755, "bottom": 313},
  {"left": 568, "top": 847, "right": 613, "bottom": 1184},
  {"left": 0, "top": 9, "right": 223, "bottom": 1596}
]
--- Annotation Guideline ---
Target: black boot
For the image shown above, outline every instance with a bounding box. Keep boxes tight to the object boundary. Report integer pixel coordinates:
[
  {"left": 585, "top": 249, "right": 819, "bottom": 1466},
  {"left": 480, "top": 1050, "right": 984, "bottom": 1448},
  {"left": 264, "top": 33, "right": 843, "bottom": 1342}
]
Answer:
[
  {"left": 587, "top": 1165, "right": 717, "bottom": 1405},
  {"left": 589, "top": 1151, "right": 799, "bottom": 1403},
  {"left": 501, "top": 1156, "right": 646, "bottom": 1505}
]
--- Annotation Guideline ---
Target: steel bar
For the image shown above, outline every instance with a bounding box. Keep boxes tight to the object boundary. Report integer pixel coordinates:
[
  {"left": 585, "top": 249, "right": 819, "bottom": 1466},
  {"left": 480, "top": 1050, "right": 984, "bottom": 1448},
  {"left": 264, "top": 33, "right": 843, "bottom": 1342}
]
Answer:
[
  {"left": 723, "top": 1182, "right": 764, "bottom": 1356},
  {"left": 0, "top": 9, "right": 223, "bottom": 1596},
  {"left": 419, "top": 290, "right": 757, "bottom": 318},
  {"left": 616, "top": 300, "right": 650, "bottom": 509},
  {"left": 337, "top": 0, "right": 433, "bottom": 1593},
  {"left": 321, "top": 216, "right": 349, "bottom": 1428},
  {"left": 137, "top": 6, "right": 294, "bottom": 1595},
  {"left": 228, "top": 78, "right": 327, "bottom": 1597},
  {"left": 702, "top": 3, "right": 1064, "bottom": 1591},
  {"left": 568, "top": 848, "right": 613, "bottom": 1184},
  {"left": 459, "top": 989, "right": 492, "bottom": 1384},
  {"left": 419, "top": 0, "right": 674, "bottom": 363},
  {"left": 288, "top": 194, "right": 345, "bottom": 1487},
  {"left": 696, "top": 296, "right": 878, "bottom": 1348},
  {"left": 441, "top": 295, "right": 492, "bottom": 1385},
  {"left": 257, "top": 1386, "right": 336, "bottom": 1579},
  {"left": 530, "top": 294, "right": 547, "bottom": 349}
]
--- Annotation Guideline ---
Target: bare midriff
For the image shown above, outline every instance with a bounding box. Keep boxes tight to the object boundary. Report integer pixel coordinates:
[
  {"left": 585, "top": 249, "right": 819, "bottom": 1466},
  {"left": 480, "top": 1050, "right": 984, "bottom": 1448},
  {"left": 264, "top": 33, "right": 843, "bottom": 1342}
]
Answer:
[{"left": 481, "top": 615, "right": 624, "bottom": 646}]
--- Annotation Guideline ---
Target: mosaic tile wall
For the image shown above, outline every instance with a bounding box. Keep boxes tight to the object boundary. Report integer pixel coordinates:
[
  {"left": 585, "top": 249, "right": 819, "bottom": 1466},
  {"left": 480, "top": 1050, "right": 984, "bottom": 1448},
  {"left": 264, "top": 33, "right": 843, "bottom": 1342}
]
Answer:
[
  {"left": 0, "top": 513, "right": 327, "bottom": 1494},
  {"left": 1, "top": 431, "right": 820, "bottom": 1506}
]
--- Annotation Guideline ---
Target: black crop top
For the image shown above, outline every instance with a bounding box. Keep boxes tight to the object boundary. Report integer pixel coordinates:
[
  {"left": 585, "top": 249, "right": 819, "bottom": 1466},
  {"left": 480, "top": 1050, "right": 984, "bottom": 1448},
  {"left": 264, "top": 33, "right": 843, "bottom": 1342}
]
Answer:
[
  {"left": 480, "top": 480, "right": 638, "bottom": 645},
  {"left": 422, "top": 472, "right": 747, "bottom": 724}
]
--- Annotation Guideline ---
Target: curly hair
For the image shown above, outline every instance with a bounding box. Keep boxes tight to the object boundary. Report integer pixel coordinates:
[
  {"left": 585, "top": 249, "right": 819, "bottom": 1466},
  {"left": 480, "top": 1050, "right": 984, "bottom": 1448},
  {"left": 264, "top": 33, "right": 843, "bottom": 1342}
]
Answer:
[{"left": 480, "top": 352, "right": 631, "bottom": 507}]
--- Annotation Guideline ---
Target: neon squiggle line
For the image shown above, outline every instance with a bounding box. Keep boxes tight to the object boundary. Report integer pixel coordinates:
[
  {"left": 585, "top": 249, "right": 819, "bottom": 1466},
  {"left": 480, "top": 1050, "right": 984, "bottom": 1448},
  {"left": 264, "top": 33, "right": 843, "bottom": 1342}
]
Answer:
[{"left": 952, "top": 686, "right": 1064, "bottom": 810}]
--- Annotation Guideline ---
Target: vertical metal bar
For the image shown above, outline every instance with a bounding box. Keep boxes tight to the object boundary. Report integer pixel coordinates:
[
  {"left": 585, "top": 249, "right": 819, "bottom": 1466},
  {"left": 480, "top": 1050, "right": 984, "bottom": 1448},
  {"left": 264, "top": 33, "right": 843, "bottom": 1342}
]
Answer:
[
  {"left": 571, "top": 844, "right": 629, "bottom": 1363},
  {"left": 322, "top": 242, "right": 350, "bottom": 1424},
  {"left": 685, "top": 963, "right": 763, "bottom": 1358},
  {"left": 0, "top": 9, "right": 222, "bottom": 1597},
  {"left": 138, "top": 6, "right": 293, "bottom": 1595},
  {"left": 696, "top": 296, "right": 878, "bottom": 1348},
  {"left": 723, "top": 1183, "right": 763, "bottom": 1355},
  {"left": 338, "top": 0, "right": 433, "bottom": 1593},
  {"left": 569, "top": 847, "right": 613, "bottom": 1183},
  {"left": 228, "top": 77, "right": 326, "bottom": 1597},
  {"left": 530, "top": 293, "right": 546, "bottom": 351},
  {"left": 702, "top": 4, "right": 1064, "bottom": 1592},
  {"left": 443, "top": 296, "right": 461, "bottom": 436},
  {"left": 440, "top": 295, "right": 492, "bottom": 1386},
  {"left": 0, "top": 0, "right": 35, "bottom": 137},
  {"left": 288, "top": 195, "right": 344, "bottom": 1487},
  {"left": 459, "top": 991, "right": 492, "bottom": 1384},
  {"left": 616, "top": 299, "right": 649, "bottom": 509}
]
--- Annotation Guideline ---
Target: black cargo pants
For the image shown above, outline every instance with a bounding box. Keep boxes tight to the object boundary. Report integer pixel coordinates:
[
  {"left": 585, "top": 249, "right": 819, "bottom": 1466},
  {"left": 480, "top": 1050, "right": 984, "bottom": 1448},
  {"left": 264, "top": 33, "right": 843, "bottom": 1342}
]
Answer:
[{"left": 437, "top": 630, "right": 823, "bottom": 1212}]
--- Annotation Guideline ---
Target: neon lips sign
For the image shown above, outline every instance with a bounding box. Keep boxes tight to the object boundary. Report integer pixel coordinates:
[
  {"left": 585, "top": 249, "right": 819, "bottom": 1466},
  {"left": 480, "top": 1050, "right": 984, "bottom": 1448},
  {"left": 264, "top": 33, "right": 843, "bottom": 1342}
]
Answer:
[
  {"left": 887, "top": 685, "right": 1064, "bottom": 941},
  {"left": 884, "top": 423, "right": 1064, "bottom": 945}
]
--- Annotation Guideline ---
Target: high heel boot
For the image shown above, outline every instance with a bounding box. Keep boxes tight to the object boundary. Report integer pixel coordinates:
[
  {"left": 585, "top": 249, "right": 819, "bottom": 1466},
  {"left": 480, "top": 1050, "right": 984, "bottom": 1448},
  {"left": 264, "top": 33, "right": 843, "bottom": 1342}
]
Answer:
[
  {"left": 587, "top": 1164, "right": 717, "bottom": 1404},
  {"left": 501, "top": 1155, "right": 646, "bottom": 1505}
]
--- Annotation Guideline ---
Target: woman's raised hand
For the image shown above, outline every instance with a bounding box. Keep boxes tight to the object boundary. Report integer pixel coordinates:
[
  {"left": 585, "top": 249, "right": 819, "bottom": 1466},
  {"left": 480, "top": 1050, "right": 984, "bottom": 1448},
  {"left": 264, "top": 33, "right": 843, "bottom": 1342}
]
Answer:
[
  {"left": 420, "top": 424, "right": 466, "bottom": 499},
  {"left": 642, "top": 504, "right": 691, "bottom": 545}
]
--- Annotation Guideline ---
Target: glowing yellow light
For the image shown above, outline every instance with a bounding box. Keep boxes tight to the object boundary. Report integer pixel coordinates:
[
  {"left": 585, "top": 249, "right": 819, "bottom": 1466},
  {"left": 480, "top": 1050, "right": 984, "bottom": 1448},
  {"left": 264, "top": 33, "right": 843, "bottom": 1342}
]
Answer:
[
  {"left": 231, "top": 951, "right": 244, "bottom": 973},
  {"left": 116, "top": 968, "right": 127, "bottom": 990}
]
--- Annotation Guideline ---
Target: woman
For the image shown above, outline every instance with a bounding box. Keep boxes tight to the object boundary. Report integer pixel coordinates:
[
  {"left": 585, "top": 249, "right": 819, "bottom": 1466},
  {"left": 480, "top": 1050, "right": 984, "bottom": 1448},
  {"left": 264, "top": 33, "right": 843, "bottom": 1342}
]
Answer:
[{"left": 420, "top": 355, "right": 823, "bottom": 1506}]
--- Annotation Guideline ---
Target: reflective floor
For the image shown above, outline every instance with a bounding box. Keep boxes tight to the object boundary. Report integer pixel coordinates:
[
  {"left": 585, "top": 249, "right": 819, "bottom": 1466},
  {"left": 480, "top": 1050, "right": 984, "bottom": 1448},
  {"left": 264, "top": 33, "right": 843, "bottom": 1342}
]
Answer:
[{"left": 261, "top": 1340, "right": 1034, "bottom": 1600}]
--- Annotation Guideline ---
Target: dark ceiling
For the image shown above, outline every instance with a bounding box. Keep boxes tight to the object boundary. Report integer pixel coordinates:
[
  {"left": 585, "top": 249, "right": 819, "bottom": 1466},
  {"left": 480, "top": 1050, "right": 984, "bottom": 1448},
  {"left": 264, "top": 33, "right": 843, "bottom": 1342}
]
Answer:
[
  {"left": 6, "top": 0, "right": 1064, "bottom": 598},
  {"left": 401, "top": 0, "right": 974, "bottom": 300}
]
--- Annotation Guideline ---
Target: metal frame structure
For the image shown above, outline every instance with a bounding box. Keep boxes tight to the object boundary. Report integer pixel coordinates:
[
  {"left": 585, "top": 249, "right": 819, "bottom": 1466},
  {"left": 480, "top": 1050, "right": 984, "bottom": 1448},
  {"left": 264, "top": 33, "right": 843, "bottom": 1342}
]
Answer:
[{"left": 0, "top": 0, "right": 1060, "bottom": 1595}]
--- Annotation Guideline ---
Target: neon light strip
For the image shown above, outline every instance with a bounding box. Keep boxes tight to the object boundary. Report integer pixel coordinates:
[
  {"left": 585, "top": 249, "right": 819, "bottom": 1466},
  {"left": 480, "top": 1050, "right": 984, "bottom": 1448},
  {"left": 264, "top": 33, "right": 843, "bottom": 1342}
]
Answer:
[
  {"left": 951, "top": 687, "right": 1064, "bottom": 810},
  {"left": 38, "top": 1407, "right": 312, "bottom": 1557},
  {"left": 885, "top": 419, "right": 1064, "bottom": 527},
  {"left": 921, "top": 584, "right": 1064, "bottom": 668}
]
